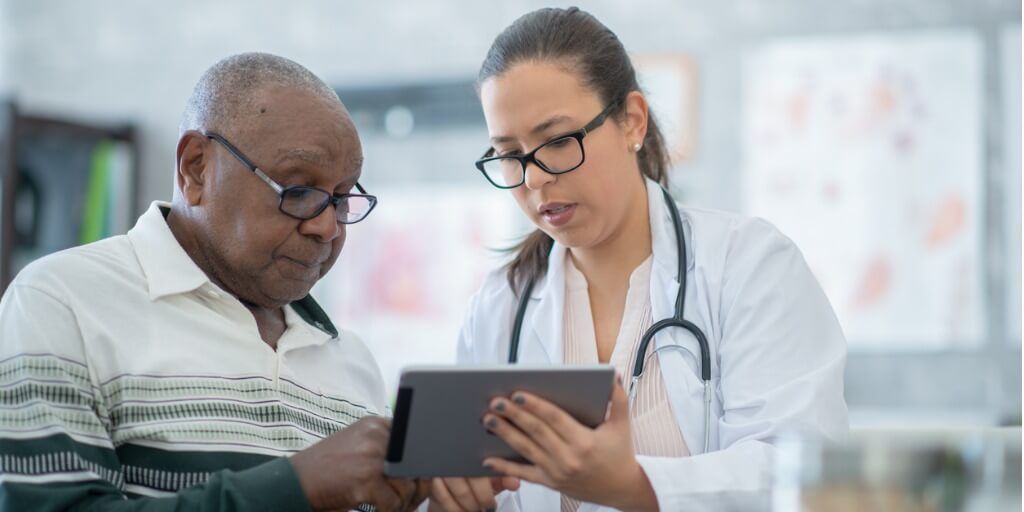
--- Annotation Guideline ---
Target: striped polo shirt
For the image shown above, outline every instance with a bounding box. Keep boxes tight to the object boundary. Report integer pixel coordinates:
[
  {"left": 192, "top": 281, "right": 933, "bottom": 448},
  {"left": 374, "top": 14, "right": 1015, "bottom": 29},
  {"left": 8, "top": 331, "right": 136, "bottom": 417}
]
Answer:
[{"left": 0, "top": 201, "right": 387, "bottom": 511}]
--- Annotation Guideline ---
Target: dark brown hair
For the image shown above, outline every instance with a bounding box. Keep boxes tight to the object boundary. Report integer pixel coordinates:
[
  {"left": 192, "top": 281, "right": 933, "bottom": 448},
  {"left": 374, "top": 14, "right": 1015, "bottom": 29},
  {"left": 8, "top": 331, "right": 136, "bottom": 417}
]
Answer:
[{"left": 478, "top": 6, "right": 672, "bottom": 294}]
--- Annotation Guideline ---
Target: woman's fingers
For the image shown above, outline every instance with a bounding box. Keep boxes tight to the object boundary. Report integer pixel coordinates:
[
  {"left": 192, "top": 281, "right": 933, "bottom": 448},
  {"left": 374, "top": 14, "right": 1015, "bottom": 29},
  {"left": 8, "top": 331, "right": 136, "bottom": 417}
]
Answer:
[
  {"left": 429, "top": 478, "right": 466, "bottom": 512},
  {"left": 489, "top": 475, "right": 521, "bottom": 493},
  {"left": 483, "top": 456, "right": 550, "bottom": 487},
  {"left": 483, "top": 413, "right": 553, "bottom": 468},
  {"left": 438, "top": 477, "right": 498, "bottom": 511},
  {"left": 507, "top": 392, "right": 590, "bottom": 443},
  {"left": 487, "top": 396, "right": 569, "bottom": 457},
  {"left": 447, "top": 477, "right": 484, "bottom": 511},
  {"left": 469, "top": 477, "right": 499, "bottom": 509}
]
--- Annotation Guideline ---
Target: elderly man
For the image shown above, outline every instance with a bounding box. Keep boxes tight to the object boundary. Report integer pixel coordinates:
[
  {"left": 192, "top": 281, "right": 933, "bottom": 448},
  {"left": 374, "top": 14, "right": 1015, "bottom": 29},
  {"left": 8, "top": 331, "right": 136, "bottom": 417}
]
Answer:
[{"left": 0, "top": 53, "right": 424, "bottom": 511}]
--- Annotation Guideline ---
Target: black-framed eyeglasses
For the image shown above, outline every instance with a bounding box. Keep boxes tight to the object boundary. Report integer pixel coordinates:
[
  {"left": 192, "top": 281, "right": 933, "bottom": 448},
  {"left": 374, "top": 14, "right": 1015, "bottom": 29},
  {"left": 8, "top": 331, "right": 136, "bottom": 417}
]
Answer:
[
  {"left": 204, "top": 132, "right": 377, "bottom": 224},
  {"left": 474, "top": 101, "right": 619, "bottom": 189}
]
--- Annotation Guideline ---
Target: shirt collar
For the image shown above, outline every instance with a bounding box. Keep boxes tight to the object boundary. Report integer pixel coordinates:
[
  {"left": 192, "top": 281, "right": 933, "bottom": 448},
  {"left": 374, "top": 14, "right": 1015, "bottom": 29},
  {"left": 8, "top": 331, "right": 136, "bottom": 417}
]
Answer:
[
  {"left": 289, "top": 295, "right": 339, "bottom": 338},
  {"left": 127, "top": 201, "right": 210, "bottom": 301},
  {"left": 127, "top": 201, "right": 339, "bottom": 338}
]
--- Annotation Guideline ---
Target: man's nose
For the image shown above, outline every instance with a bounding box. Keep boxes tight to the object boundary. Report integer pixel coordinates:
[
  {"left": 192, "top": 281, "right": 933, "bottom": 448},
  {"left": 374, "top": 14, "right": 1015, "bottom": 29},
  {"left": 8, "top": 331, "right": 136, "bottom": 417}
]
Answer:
[{"left": 299, "top": 204, "right": 342, "bottom": 242}]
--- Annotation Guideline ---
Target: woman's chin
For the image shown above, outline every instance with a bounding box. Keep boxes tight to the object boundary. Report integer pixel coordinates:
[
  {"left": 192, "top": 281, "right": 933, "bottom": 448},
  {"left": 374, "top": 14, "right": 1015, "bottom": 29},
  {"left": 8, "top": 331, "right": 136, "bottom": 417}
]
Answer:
[{"left": 547, "top": 228, "right": 600, "bottom": 251}]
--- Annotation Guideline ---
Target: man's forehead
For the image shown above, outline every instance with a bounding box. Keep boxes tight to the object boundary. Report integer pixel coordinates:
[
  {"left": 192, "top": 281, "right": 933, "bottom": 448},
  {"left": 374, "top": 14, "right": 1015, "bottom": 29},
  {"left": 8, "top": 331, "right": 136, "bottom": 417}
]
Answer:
[
  {"left": 273, "top": 146, "right": 362, "bottom": 165},
  {"left": 242, "top": 86, "right": 362, "bottom": 170},
  {"left": 274, "top": 147, "right": 331, "bottom": 167},
  {"left": 267, "top": 144, "right": 364, "bottom": 185}
]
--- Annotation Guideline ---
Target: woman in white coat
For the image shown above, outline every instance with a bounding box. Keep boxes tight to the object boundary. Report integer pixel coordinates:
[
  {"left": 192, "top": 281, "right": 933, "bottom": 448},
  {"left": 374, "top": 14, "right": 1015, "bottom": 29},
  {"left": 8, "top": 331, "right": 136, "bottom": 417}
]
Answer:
[{"left": 428, "top": 7, "right": 848, "bottom": 512}]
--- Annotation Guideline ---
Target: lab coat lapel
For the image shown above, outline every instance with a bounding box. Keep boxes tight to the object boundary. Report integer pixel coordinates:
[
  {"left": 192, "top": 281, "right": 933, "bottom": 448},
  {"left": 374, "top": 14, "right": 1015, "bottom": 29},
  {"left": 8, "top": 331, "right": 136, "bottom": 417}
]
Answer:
[
  {"left": 645, "top": 179, "right": 709, "bottom": 454},
  {"left": 519, "top": 242, "right": 568, "bottom": 365},
  {"left": 515, "top": 245, "right": 580, "bottom": 509}
]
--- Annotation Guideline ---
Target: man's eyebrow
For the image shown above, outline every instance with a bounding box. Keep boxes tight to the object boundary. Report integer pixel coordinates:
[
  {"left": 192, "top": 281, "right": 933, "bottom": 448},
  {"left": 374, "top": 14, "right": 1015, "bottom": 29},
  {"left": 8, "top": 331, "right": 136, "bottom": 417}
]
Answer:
[{"left": 489, "top": 115, "right": 574, "bottom": 144}]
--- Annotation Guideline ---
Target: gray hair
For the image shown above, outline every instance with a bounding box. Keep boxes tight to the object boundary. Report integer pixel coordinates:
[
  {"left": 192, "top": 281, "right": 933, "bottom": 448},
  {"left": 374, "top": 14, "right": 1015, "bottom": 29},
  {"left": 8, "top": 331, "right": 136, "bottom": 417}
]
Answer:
[{"left": 179, "top": 52, "right": 345, "bottom": 135}]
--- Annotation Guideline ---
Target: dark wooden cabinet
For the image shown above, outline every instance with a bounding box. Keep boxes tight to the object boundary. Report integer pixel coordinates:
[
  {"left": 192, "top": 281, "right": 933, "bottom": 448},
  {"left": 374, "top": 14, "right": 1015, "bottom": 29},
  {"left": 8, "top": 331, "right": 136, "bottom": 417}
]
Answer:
[{"left": 0, "top": 103, "right": 138, "bottom": 293}]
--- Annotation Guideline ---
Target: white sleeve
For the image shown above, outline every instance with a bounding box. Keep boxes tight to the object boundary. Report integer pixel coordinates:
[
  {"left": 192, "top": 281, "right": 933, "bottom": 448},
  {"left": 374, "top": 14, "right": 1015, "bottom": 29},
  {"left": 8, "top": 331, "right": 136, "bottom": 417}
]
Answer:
[
  {"left": 456, "top": 267, "right": 521, "bottom": 367},
  {"left": 446, "top": 285, "right": 522, "bottom": 511},
  {"left": 637, "top": 219, "right": 848, "bottom": 511},
  {"left": 455, "top": 290, "right": 480, "bottom": 365}
]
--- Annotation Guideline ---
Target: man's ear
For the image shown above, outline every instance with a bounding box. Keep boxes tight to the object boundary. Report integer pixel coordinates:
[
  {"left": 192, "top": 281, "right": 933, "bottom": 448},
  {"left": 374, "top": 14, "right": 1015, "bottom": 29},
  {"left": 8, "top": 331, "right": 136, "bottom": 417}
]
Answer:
[{"left": 176, "top": 131, "right": 210, "bottom": 206}]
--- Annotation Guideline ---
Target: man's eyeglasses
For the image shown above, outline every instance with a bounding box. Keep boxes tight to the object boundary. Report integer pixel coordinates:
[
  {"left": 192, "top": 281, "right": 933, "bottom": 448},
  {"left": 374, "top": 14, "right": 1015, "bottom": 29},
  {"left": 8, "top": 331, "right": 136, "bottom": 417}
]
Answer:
[
  {"left": 474, "top": 102, "right": 618, "bottom": 189},
  {"left": 204, "top": 132, "right": 377, "bottom": 224}
]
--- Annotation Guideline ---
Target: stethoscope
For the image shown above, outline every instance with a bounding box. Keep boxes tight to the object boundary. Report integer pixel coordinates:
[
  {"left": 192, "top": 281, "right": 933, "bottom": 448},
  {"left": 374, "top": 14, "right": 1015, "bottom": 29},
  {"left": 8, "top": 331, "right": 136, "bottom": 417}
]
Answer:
[{"left": 507, "top": 185, "right": 713, "bottom": 454}]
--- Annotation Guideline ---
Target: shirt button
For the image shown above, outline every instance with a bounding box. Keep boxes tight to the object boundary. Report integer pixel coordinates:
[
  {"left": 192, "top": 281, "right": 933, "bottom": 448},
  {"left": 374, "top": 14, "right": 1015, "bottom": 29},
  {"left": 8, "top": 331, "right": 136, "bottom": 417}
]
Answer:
[{"left": 206, "top": 290, "right": 219, "bottom": 299}]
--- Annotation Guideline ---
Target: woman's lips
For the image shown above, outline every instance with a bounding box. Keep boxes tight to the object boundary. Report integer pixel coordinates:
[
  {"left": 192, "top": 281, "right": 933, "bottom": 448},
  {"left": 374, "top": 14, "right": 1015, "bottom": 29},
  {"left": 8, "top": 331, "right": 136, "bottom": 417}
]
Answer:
[{"left": 539, "top": 203, "right": 576, "bottom": 227}]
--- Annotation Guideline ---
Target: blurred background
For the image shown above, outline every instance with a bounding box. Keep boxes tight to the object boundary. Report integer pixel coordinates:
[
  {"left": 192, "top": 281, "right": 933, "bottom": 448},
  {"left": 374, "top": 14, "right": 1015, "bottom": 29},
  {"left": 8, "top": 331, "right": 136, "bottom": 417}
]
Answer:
[{"left": 0, "top": 0, "right": 1019, "bottom": 434}]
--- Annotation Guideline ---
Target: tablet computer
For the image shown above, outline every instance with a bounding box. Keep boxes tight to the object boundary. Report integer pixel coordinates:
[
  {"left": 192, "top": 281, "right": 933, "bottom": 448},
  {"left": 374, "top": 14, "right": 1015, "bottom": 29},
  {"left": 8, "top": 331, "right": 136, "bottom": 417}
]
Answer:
[{"left": 384, "top": 365, "right": 615, "bottom": 478}]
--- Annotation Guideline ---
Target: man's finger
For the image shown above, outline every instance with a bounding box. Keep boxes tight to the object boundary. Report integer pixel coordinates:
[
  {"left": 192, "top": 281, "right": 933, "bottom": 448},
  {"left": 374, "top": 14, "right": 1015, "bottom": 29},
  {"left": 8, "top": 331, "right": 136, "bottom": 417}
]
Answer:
[
  {"left": 386, "top": 478, "right": 417, "bottom": 510},
  {"left": 368, "top": 481, "right": 403, "bottom": 512},
  {"left": 408, "top": 479, "right": 432, "bottom": 511}
]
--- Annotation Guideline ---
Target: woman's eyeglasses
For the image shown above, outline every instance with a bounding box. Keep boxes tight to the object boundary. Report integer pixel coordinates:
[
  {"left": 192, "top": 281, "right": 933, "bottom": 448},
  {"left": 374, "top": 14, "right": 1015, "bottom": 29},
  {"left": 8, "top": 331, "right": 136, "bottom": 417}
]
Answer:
[{"left": 474, "top": 102, "right": 618, "bottom": 189}]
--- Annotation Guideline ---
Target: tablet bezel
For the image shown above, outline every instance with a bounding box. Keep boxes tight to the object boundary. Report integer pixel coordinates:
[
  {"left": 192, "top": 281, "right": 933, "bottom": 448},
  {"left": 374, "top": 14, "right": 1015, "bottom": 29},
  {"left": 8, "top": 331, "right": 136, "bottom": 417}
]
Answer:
[{"left": 384, "top": 364, "right": 615, "bottom": 478}]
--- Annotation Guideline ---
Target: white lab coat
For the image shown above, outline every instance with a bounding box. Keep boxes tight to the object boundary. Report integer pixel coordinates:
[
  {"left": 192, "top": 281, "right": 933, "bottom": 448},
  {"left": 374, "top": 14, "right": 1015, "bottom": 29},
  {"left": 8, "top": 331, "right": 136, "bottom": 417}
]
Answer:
[{"left": 455, "top": 179, "right": 848, "bottom": 511}]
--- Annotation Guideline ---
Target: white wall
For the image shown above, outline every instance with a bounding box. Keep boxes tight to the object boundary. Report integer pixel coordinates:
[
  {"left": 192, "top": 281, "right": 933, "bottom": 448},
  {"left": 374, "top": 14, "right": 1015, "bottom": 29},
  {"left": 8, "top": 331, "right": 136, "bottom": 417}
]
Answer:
[
  {"left": 2, "top": 0, "right": 1020, "bottom": 422},
  {"left": 2, "top": 0, "right": 663, "bottom": 212}
]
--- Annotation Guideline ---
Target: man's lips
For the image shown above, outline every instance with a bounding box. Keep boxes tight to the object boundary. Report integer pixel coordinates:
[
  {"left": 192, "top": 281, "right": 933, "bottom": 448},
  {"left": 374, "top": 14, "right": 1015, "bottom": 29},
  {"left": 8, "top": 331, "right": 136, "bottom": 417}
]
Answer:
[{"left": 280, "top": 255, "right": 327, "bottom": 268}]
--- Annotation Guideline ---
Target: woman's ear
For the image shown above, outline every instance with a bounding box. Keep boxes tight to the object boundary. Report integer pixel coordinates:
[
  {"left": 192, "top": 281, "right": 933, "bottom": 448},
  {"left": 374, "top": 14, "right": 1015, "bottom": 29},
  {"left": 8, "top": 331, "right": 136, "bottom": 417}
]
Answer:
[
  {"left": 175, "top": 131, "right": 210, "bottom": 206},
  {"left": 621, "top": 90, "right": 649, "bottom": 151}
]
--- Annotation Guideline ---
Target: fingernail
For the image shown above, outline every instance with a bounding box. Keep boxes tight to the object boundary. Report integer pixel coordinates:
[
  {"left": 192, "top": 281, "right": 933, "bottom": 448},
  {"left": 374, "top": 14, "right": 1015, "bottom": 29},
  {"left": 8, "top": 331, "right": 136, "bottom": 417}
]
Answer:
[
  {"left": 483, "top": 462, "right": 493, "bottom": 470},
  {"left": 493, "top": 400, "right": 505, "bottom": 412},
  {"left": 485, "top": 417, "right": 498, "bottom": 429},
  {"left": 513, "top": 394, "right": 525, "bottom": 405}
]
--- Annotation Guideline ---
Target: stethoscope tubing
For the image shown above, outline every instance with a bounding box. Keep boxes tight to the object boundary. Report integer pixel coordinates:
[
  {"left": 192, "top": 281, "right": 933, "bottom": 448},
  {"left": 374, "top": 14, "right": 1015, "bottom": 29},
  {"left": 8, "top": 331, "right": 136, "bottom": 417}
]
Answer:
[{"left": 508, "top": 185, "right": 713, "bottom": 453}]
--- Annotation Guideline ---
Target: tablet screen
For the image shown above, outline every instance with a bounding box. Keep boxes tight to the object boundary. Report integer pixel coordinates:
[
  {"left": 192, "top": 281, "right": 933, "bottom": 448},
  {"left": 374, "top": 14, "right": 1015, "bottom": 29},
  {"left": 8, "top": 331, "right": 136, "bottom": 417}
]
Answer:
[{"left": 385, "top": 365, "right": 615, "bottom": 478}]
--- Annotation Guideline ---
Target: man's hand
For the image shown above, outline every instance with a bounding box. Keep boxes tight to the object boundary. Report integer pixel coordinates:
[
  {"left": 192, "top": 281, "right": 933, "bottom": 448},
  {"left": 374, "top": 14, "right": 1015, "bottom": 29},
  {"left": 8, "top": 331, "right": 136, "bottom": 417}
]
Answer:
[{"left": 291, "top": 416, "right": 427, "bottom": 511}]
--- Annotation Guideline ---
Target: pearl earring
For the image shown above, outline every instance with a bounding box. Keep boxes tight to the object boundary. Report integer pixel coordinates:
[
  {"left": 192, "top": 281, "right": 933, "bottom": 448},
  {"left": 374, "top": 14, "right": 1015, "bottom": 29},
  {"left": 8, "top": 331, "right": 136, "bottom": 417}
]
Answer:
[{"left": 633, "top": 142, "right": 642, "bottom": 152}]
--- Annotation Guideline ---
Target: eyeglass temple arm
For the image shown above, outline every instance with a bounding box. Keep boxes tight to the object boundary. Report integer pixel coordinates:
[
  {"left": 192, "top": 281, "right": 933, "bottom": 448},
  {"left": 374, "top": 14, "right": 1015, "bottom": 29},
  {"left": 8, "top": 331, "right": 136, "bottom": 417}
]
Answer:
[
  {"left": 581, "top": 101, "right": 620, "bottom": 135},
  {"left": 205, "top": 133, "right": 285, "bottom": 194}
]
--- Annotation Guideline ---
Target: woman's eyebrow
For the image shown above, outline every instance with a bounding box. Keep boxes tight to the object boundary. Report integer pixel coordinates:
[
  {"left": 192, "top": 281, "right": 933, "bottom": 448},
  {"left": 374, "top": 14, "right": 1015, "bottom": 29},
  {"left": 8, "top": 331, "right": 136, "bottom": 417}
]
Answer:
[{"left": 489, "top": 114, "right": 573, "bottom": 144}]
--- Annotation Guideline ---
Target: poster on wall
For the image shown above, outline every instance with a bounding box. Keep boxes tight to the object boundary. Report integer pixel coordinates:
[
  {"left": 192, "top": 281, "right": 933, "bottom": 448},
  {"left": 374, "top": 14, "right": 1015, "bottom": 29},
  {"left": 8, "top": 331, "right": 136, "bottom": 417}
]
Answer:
[
  {"left": 634, "top": 54, "right": 699, "bottom": 162},
  {"left": 314, "top": 185, "right": 527, "bottom": 396},
  {"left": 742, "top": 31, "right": 984, "bottom": 349}
]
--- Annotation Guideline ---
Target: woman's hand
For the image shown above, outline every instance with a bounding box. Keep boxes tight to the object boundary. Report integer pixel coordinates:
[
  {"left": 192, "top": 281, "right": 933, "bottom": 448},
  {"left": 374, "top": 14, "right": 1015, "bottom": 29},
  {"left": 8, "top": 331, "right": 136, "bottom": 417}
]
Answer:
[
  {"left": 427, "top": 476, "right": 520, "bottom": 511},
  {"left": 481, "top": 377, "right": 659, "bottom": 511}
]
